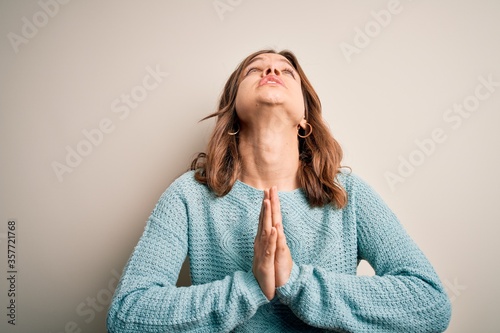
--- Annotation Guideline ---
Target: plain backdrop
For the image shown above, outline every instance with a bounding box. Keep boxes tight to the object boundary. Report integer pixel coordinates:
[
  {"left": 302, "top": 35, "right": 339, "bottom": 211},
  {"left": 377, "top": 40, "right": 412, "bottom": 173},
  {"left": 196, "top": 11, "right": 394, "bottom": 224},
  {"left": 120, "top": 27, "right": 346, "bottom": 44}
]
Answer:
[{"left": 1, "top": 1, "right": 499, "bottom": 332}]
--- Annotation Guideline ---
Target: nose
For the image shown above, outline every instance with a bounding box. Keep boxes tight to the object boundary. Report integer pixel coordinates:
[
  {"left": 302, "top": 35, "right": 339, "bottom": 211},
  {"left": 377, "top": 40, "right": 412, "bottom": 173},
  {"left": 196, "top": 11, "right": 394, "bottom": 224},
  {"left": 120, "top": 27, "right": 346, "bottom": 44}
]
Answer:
[{"left": 264, "top": 64, "right": 281, "bottom": 76}]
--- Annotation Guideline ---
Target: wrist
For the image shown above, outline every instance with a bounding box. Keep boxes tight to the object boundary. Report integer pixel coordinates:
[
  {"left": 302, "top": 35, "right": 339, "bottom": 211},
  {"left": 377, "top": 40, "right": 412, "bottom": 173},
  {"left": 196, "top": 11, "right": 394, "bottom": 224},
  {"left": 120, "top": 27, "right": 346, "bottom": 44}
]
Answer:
[{"left": 276, "top": 262, "right": 300, "bottom": 302}]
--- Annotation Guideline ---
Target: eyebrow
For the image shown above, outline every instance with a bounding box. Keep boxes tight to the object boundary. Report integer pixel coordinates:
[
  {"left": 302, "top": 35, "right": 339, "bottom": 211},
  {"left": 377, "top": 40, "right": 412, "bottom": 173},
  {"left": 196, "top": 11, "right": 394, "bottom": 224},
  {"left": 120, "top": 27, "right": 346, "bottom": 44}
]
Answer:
[{"left": 246, "top": 56, "right": 294, "bottom": 68}]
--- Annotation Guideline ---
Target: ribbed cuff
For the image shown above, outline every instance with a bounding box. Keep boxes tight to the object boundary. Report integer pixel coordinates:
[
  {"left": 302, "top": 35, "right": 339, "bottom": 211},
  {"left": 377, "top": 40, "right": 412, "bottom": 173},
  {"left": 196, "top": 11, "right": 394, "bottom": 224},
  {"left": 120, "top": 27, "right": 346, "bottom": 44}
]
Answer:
[
  {"left": 238, "top": 270, "right": 270, "bottom": 307},
  {"left": 276, "top": 262, "right": 300, "bottom": 304}
]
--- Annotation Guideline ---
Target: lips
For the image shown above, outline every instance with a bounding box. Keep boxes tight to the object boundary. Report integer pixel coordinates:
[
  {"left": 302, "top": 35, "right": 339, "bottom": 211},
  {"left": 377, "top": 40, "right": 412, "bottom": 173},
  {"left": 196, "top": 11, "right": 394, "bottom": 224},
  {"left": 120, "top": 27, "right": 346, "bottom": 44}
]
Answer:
[{"left": 259, "top": 75, "right": 285, "bottom": 87}]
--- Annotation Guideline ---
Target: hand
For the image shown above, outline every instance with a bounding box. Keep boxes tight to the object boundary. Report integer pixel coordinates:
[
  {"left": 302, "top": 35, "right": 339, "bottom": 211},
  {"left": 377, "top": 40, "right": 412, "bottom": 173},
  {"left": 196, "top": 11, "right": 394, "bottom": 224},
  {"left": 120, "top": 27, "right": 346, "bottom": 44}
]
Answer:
[
  {"left": 252, "top": 187, "right": 293, "bottom": 300},
  {"left": 269, "top": 186, "right": 293, "bottom": 288},
  {"left": 253, "top": 189, "right": 276, "bottom": 300}
]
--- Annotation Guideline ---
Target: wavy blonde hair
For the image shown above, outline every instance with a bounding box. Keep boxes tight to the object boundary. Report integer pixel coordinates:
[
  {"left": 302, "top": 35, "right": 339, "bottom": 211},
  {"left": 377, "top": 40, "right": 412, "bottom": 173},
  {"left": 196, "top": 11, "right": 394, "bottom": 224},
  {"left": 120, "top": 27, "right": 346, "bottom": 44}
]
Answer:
[{"left": 191, "top": 49, "right": 347, "bottom": 208}]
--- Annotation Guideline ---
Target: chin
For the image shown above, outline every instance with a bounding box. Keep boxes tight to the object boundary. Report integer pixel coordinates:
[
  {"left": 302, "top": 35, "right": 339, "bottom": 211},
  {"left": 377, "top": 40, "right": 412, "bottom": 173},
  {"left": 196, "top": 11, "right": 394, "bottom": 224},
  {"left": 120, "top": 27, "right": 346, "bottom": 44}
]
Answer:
[{"left": 258, "top": 92, "right": 286, "bottom": 106}]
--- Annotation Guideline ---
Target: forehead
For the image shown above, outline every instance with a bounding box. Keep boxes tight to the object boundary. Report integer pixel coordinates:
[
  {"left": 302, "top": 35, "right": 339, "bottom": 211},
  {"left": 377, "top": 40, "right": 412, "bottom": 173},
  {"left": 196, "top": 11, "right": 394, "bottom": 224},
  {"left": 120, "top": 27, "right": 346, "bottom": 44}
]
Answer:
[{"left": 246, "top": 53, "right": 293, "bottom": 67}]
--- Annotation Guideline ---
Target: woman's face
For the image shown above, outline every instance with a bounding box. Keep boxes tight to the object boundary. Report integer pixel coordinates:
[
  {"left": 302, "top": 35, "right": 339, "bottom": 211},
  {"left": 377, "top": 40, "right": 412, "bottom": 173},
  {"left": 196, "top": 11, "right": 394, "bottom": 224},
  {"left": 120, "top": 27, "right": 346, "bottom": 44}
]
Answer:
[{"left": 234, "top": 53, "right": 305, "bottom": 129}]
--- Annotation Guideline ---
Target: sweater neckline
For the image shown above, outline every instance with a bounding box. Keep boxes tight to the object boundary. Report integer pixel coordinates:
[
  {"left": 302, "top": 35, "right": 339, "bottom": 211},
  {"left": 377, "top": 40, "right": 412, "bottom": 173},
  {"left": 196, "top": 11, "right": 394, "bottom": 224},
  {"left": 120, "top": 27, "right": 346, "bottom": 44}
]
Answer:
[{"left": 233, "top": 179, "right": 304, "bottom": 197}]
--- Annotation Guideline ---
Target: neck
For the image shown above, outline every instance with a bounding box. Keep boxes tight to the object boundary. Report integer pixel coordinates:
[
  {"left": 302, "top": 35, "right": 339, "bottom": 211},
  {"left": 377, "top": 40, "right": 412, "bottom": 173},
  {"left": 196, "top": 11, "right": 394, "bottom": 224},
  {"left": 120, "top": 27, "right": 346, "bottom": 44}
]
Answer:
[{"left": 237, "top": 125, "right": 300, "bottom": 191}]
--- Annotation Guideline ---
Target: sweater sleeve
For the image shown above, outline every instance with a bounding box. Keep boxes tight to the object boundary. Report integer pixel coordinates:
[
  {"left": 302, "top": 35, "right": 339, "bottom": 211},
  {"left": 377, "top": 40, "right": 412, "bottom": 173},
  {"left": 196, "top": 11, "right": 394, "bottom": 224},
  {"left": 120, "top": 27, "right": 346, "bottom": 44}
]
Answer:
[
  {"left": 276, "top": 174, "right": 452, "bottom": 332},
  {"left": 106, "top": 180, "right": 269, "bottom": 333}
]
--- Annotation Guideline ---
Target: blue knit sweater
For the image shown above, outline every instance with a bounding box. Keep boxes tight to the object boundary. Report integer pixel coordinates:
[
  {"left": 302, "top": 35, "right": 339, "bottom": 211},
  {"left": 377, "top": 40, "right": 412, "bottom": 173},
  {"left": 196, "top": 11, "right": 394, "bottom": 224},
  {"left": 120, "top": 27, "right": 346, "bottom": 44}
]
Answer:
[{"left": 107, "top": 171, "right": 451, "bottom": 332}]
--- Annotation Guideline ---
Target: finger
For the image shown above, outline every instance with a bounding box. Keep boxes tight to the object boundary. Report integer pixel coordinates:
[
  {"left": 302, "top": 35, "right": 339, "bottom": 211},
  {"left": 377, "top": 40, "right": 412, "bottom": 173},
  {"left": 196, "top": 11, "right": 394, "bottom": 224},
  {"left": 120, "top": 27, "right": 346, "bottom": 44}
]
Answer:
[
  {"left": 253, "top": 225, "right": 277, "bottom": 300},
  {"left": 256, "top": 195, "right": 265, "bottom": 238},
  {"left": 270, "top": 186, "right": 282, "bottom": 227},
  {"left": 274, "top": 223, "right": 292, "bottom": 287},
  {"left": 275, "top": 223, "right": 287, "bottom": 251},
  {"left": 264, "top": 226, "right": 277, "bottom": 258},
  {"left": 261, "top": 198, "right": 272, "bottom": 237},
  {"left": 257, "top": 189, "right": 270, "bottom": 237},
  {"left": 259, "top": 226, "right": 277, "bottom": 300}
]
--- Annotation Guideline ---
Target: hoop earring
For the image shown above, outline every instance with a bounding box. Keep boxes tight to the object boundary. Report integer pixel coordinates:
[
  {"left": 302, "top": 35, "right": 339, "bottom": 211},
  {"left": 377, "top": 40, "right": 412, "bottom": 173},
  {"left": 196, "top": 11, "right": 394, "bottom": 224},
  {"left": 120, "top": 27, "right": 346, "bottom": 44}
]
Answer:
[
  {"left": 228, "top": 123, "right": 240, "bottom": 136},
  {"left": 297, "top": 123, "right": 312, "bottom": 138}
]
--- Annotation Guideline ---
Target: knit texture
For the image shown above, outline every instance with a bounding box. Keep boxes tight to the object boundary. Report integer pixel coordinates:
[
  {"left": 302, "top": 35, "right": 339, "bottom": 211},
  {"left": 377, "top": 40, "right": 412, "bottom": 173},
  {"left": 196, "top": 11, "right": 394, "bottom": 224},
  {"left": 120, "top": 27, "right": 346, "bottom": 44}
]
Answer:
[{"left": 107, "top": 171, "right": 451, "bottom": 332}]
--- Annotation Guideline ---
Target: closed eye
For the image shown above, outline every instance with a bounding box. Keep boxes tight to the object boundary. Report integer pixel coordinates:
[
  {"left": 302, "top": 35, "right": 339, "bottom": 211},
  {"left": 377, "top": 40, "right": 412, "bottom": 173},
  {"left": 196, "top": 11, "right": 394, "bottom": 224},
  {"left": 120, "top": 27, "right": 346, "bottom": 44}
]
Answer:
[
  {"left": 282, "top": 68, "right": 295, "bottom": 78},
  {"left": 245, "top": 67, "right": 260, "bottom": 76}
]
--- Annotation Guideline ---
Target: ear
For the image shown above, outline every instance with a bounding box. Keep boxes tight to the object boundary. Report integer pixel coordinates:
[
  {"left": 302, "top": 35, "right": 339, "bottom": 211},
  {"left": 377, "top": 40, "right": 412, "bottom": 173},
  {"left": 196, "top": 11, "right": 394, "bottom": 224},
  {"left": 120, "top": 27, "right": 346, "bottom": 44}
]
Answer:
[{"left": 299, "top": 117, "right": 308, "bottom": 129}]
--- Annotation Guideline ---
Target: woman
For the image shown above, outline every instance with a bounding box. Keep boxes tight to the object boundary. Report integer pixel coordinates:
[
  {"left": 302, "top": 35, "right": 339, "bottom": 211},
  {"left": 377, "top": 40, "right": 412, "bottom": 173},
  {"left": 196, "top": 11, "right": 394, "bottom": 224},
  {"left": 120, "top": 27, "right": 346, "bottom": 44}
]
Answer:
[{"left": 107, "top": 50, "right": 451, "bottom": 332}]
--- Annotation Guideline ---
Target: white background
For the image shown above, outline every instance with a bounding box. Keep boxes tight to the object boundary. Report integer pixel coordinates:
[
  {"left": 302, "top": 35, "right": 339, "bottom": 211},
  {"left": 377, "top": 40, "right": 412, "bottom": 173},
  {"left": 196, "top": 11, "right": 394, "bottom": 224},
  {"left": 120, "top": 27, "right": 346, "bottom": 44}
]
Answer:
[{"left": 1, "top": 1, "right": 499, "bottom": 332}]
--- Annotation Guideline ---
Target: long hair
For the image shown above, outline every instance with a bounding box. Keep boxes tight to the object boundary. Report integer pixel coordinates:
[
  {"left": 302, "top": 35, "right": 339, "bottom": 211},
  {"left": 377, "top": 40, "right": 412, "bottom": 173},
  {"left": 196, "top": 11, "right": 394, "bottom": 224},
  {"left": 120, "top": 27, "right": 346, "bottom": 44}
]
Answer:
[{"left": 191, "top": 49, "right": 347, "bottom": 208}]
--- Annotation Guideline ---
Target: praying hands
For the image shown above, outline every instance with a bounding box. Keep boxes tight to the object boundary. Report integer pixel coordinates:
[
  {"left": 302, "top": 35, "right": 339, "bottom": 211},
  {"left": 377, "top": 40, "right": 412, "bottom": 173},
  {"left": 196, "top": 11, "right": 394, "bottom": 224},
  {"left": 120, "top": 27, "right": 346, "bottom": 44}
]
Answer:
[{"left": 252, "top": 186, "right": 293, "bottom": 300}]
